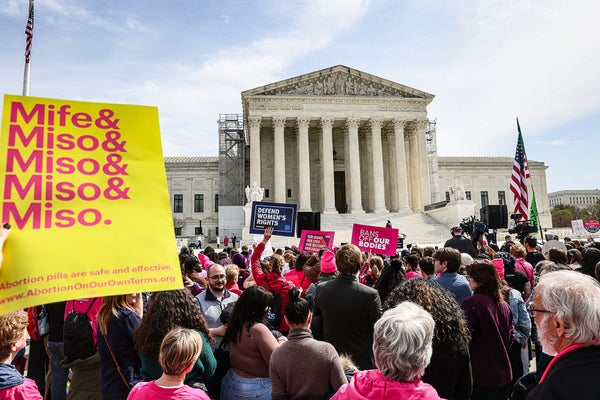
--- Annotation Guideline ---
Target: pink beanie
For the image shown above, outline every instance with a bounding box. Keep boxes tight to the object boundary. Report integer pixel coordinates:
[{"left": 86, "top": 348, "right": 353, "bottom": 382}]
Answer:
[
  {"left": 320, "top": 250, "right": 337, "bottom": 274},
  {"left": 491, "top": 258, "right": 505, "bottom": 279}
]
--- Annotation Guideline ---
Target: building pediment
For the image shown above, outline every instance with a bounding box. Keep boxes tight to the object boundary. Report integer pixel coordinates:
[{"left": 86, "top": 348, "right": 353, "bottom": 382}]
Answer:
[{"left": 242, "top": 65, "right": 434, "bottom": 100}]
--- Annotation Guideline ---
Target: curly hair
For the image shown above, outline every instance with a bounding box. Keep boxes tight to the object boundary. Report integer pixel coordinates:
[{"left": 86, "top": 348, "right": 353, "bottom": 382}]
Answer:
[
  {"left": 0, "top": 310, "right": 28, "bottom": 360},
  {"left": 384, "top": 278, "right": 470, "bottom": 345},
  {"left": 134, "top": 289, "right": 212, "bottom": 358},
  {"left": 374, "top": 258, "right": 406, "bottom": 304}
]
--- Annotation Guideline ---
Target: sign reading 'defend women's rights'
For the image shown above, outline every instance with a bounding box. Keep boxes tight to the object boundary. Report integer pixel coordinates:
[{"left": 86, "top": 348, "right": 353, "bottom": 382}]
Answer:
[
  {"left": 298, "top": 230, "right": 335, "bottom": 253},
  {"left": 351, "top": 223, "right": 399, "bottom": 256},
  {"left": 0, "top": 95, "right": 181, "bottom": 314},
  {"left": 249, "top": 201, "right": 297, "bottom": 237}
]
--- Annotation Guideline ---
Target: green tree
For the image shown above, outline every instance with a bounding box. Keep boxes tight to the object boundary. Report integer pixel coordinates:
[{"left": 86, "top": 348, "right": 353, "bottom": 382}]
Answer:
[{"left": 551, "top": 204, "right": 577, "bottom": 227}]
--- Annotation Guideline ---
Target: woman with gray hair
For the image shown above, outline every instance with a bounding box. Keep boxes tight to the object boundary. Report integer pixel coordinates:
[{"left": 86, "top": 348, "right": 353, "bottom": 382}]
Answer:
[{"left": 332, "top": 302, "right": 443, "bottom": 399}]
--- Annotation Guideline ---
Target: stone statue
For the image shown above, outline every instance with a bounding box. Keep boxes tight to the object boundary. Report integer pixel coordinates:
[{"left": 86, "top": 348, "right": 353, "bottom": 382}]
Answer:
[
  {"left": 245, "top": 181, "right": 264, "bottom": 203},
  {"left": 449, "top": 178, "right": 466, "bottom": 201}
]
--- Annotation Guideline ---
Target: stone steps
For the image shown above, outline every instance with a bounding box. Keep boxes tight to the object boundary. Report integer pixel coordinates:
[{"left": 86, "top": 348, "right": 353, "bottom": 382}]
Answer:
[{"left": 265, "top": 211, "right": 452, "bottom": 250}]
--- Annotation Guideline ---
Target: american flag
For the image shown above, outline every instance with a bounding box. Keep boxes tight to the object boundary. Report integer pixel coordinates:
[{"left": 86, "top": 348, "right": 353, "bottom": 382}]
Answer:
[
  {"left": 25, "top": 0, "right": 34, "bottom": 64},
  {"left": 510, "top": 119, "right": 530, "bottom": 221}
]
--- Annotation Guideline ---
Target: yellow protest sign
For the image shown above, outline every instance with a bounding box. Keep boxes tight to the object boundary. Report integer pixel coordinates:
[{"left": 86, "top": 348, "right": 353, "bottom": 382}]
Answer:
[{"left": 0, "top": 95, "right": 181, "bottom": 313}]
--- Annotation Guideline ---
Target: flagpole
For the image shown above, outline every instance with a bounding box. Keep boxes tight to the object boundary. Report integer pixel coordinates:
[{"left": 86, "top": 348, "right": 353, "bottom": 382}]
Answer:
[
  {"left": 23, "top": 0, "right": 34, "bottom": 96},
  {"left": 517, "top": 118, "right": 544, "bottom": 243}
]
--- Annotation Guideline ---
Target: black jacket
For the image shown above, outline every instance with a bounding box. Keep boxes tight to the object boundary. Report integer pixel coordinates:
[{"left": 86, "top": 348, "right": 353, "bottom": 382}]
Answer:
[
  {"left": 313, "top": 274, "right": 382, "bottom": 370},
  {"left": 528, "top": 344, "right": 600, "bottom": 400}
]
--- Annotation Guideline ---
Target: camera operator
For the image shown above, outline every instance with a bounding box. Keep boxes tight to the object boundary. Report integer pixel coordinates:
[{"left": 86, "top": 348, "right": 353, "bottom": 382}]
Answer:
[{"left": 444, "top": 226, "right": 477, "bottom": 257}]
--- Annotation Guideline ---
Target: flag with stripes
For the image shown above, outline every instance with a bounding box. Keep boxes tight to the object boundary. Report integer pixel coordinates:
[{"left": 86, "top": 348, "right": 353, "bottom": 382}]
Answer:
[
  {"left": 510, "top": 119, "right": 530, "bottom": 221},
  {"left": 25, "top": 0, "right": 34, "bottom": 64}
]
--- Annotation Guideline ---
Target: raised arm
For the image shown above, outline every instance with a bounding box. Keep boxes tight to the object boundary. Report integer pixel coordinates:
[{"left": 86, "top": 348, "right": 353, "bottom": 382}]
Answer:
[{"left": 251, "top": 227, "right": 274, "bottom": 279}]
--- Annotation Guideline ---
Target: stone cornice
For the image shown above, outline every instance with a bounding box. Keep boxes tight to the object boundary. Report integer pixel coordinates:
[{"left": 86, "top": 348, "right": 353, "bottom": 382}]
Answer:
[{"left": 242, "top": 65, "right": 434, "bottom": 100}]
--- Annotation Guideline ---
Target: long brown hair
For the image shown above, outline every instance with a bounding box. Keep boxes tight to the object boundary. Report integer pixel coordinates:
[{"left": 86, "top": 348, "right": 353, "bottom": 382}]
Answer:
[
  {"left": 97, "top": 295, "right": 134, "bottom": 336},
  {"left": 466, "top": 260, "right": 502, "bottom": 302}
]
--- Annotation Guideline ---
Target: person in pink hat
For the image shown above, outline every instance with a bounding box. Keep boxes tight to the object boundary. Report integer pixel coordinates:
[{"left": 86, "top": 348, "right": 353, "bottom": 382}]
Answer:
[{"left": 305, "top": 250, "right": 337, "bottom": 308}]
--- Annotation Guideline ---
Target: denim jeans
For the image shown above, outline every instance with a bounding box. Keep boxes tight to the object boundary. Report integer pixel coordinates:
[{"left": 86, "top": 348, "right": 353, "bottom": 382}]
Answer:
[
  {"left": 47, "top": 341, "right": 69, "bottom": 400},
  {"left": 220, "top": 368, "right": 271, "bottom": 400}
]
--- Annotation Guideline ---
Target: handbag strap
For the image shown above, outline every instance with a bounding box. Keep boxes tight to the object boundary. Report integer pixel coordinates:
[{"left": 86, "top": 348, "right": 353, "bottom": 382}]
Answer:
[{"left": 101, "top": 330, "right": 132, "bottom": 391}]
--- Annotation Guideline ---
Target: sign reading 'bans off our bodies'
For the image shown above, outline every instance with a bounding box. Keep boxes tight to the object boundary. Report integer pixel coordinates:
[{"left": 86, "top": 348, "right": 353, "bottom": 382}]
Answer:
[
  {"left": 249, "top": 201, "right": 297, "bottom": 237},
  {"left": 351, "top": 223, "right": 399, "bottom": 256},
  {"left": 0, "top": 95, "right": 181, "bottom": 314}
]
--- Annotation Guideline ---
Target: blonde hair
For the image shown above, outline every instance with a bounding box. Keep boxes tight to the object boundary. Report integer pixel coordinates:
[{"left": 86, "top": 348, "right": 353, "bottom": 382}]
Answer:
[
  {"left": 0, "top": 310, "right": 28, "bottom": 360},
  {"left": 97, "top": 295, "right": 134, "bottom": 336},
  {"left": 159, "top": 328, "right": 202, "bottom": 375},
  {"left": 225, "top": 264, "right": 239, "bottom": 285}
]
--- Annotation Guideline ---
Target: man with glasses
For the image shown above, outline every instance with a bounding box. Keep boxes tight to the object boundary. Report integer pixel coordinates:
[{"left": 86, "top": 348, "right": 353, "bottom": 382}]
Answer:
[
  {"left": 195, "top": 264, "right": 239, "bottom": 349},
  {"left": 527, "top": 271, "right": 600, "bottom": 399}
]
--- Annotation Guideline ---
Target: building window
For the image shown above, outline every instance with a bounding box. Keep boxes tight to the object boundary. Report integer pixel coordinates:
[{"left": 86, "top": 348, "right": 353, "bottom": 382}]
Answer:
[
  {"left": 264, "top": 189, "right": 269, "bottom": 198},
  {"left": 173, "top": 194, "right": 183, "bottom": 213},
  {"left": 481, "top": 191, "right": 489, "bottom": 207},
  {"left": 194, "top": 194, "right": 204, "bottom": 213},
  {"left": 214, "top": 194, "right": 219, "bottom": 212},
  {"left": 174, "top": 227, "right": 182, "bottom": 236},
  {"left": 194, "top": 227, "right": 201, "bottom": 235},
  {"left": 498, "top": 191, "right": 506, "bottom": 205},
  {"left": 287, "top": 189, "right": 292, "bottom": 198},
  {"left": 445, "top": 191, "right": 450, "bottom": 202},
  {"left": 465, "top": 191, "right": 472, "bottom": 200}
]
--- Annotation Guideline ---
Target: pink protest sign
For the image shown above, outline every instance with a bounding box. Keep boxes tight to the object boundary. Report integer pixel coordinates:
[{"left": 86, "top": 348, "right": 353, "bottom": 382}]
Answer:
[
  {"left": 298, "top": 230, "right": 335, "bottom": 253},
  {"left": 351, "top": 224, "right": 399, "bottom": 256}
]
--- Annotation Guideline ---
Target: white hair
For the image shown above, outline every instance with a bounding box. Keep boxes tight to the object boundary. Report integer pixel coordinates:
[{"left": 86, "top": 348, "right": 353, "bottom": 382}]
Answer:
[
  {"left": 373, "top": 301, "right": 434, "bottom": 382},
  {"left": 537, "top": 270, "right": 600, "bottom": 343},
  {"left": 461, "top": 253, "right": 474, "bottom": 266}
]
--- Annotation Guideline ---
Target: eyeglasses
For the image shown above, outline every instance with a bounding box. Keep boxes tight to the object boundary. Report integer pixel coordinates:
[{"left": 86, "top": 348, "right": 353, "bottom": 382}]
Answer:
[
  {"left": 209, "top": 274, "right": 225, "bottom": 280},
  {"left": 527, "top": 303, "right": 554, "bottom": 317}
]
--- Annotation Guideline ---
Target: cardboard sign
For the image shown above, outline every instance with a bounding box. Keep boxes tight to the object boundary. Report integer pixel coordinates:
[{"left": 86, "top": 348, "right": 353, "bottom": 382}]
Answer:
[
  {"left": 249, "top": 201, "right": 297, "bottom": 237},
  {"left": 351, "top": 223, "right": 399, "bottom": 256},
  {"left": 0, "top": 95, "right": 181, "bottom": 313},
  {"left": 298, "top": 230, "right": 335, "bottom": 253}
]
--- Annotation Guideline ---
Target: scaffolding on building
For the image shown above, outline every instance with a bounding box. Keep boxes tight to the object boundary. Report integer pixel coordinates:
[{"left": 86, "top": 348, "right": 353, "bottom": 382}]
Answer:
[{"left": 218, "top": 114, "right": 245, "bottom": 206}]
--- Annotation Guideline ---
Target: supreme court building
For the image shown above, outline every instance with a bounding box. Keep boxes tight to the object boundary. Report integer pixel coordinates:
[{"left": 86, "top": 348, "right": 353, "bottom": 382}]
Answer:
[
  {"left": 243, "top": 65, "right": 434, "bottom": 215},
  {"left": 166, "top": 65, "right": 551, "bottom": 245}
]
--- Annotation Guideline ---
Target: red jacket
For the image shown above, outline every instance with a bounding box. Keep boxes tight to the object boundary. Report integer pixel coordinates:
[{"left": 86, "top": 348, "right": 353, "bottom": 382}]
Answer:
[{"left": 251, "top": 242, "right": 295, "bottom": 333}]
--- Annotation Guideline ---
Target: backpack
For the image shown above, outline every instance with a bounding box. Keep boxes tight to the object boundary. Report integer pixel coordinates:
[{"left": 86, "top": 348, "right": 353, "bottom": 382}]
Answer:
[
  {"left": 265, "top": 280, "right": 284, "bottom": 330},
  {"left": 63, "top": 298, "right": 97, "bottom": 362},
  {"left": 27, "top": 305, "right": 49, "bottom": 341}
]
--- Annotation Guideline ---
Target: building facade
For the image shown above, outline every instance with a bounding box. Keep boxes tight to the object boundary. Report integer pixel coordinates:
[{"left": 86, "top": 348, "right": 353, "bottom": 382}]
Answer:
[
  {"left": 164, "top": 66, "right": 553, "bottom": 243},
  {"left": 165, "top": 157, "right": 220, "bottom": 242},
  {"left": 548, "top": 189, "right": 600, "bottom": 208},
  {"left": 242, "top": 65, "right": 434, "bottom": 214},
  {"left": 437, "top": 157, "right": 551, "bottom": 229}
]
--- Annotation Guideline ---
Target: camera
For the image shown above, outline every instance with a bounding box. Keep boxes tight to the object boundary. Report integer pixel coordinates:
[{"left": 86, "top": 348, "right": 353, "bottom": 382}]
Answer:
[
  {"left": 459, "top": 216, "right": 487, "bottom": 238},
  {"left": 508, "top": 214, "right": 537, "bottom": 242}
]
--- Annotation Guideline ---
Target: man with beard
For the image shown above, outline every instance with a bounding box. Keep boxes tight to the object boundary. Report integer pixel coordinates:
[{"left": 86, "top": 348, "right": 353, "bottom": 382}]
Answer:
[
  {"left": 527, "top": 271, "right": 600, "bottom": 399},
  {"left": 195, "top": 264, "right": 238, "bottom": 349}
]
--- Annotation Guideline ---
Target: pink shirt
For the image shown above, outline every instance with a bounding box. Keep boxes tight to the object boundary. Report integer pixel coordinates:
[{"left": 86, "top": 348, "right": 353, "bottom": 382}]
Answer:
[
  {"left": 0, "top": 377, "right": 43, "bottom": 400},
  {"left": 127, "top": 381, "right": 210, "bottom": 400}
]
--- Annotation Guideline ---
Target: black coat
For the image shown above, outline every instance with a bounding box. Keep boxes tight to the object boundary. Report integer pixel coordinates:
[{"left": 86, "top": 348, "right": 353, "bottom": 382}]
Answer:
[
  {"left": 313, "top": 274, "right": 382, "bottom": 370},
  {"left": 444, "top": 236, "right": 478, "bottom": 257},
  {"left": 528, "top": 345, "right": 600, "bottom": 400}
]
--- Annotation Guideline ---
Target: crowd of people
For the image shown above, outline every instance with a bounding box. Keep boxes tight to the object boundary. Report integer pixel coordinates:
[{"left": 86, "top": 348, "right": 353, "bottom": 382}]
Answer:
[{"left": 1, "top": 221, "right": 600, "bottom": 400}]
